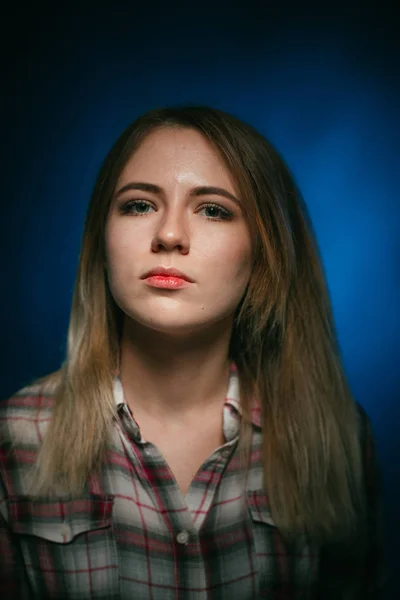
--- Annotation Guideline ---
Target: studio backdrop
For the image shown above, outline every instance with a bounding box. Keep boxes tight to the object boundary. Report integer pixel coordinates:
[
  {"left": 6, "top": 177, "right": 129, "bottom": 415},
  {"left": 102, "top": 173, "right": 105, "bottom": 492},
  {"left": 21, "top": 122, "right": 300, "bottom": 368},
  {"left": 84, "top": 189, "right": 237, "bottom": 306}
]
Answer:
[{"left": 1, "top": 3, "right": 399, "bottom": 597}]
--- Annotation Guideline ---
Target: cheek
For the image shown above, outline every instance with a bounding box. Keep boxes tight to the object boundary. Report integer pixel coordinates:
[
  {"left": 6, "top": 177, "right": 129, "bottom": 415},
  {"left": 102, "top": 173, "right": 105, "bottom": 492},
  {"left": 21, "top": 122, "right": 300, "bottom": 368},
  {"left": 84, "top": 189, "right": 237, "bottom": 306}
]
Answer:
[
  {"left": 196, "top": 231, "right": 252, "bottom": 279},
  {"left": 105, "top": 222, "right": 142, "bottom": 267}
]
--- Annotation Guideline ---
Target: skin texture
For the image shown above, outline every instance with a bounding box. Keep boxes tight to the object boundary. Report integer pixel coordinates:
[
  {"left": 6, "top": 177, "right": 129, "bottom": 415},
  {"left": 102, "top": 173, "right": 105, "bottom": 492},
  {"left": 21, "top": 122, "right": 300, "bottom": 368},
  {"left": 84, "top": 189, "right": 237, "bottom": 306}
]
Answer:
[
  {"left": 104, "top": 127, "right": 252, "bottom": 444},
  {"left": 106, "top": 128, "right": 252, "bottom": 339},
  {"left": 104, "top": 127, "right": 253, "bottom": 493}
]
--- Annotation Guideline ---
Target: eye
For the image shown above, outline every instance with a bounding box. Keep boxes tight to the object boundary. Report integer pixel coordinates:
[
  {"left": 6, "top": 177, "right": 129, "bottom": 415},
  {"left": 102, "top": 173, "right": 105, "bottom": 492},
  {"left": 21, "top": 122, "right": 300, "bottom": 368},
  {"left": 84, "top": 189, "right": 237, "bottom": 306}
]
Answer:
[
  {"left": 198, "top": 203, "right": 233, "bottom": 221},
  {"left": 118, "top": 200, "right": 233, "bottom": 221},
  {"left": 119, "top": 200, "right": 155, "bottom": 216}
]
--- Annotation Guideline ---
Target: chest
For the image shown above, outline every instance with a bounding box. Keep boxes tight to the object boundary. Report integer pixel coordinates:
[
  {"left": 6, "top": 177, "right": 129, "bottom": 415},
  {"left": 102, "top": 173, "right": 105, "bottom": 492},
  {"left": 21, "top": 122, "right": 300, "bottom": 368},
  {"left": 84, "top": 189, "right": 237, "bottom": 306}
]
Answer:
[{"left": 7, "top": 423, "right": 321, "bottom": 600}]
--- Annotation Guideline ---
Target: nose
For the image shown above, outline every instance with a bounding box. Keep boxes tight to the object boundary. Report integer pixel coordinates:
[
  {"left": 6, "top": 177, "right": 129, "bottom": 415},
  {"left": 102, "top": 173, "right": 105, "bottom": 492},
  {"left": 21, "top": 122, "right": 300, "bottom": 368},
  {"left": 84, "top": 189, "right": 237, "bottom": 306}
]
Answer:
[{"left": 150, "top": 208, "right": 190, "bottom": 254}]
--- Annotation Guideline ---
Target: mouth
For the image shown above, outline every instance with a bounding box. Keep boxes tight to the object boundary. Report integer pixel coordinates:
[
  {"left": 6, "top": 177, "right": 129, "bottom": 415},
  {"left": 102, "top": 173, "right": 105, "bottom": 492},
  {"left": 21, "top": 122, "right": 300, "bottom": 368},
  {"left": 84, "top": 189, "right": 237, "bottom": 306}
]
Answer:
[
  {"left": 143, "top": 274, "right": 191, "bottom": 290},
  {"left": 141, "top": 267, "right": 194, "bottom": 283}
]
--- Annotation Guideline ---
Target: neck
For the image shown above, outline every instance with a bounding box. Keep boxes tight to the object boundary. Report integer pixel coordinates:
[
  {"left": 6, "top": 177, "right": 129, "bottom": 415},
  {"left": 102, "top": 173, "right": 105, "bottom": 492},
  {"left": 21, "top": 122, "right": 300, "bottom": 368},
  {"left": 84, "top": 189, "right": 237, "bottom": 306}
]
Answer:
[{"left": 118, "top": 318, "right": 233, "bottom": 422}]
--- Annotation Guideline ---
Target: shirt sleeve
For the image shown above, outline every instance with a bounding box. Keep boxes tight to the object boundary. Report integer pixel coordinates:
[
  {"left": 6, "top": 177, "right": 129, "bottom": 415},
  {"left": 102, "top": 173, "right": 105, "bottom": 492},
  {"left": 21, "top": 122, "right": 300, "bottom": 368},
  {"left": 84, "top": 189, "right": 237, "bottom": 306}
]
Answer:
[
  {"left": 360, "top": 405, "right": 387, "bottom": 598},
  {"left": 0, "top": 486, "right": 32, "bottom": 599},
  {"left": 316, "top": 404, "right": 386, "bottom": 599}
]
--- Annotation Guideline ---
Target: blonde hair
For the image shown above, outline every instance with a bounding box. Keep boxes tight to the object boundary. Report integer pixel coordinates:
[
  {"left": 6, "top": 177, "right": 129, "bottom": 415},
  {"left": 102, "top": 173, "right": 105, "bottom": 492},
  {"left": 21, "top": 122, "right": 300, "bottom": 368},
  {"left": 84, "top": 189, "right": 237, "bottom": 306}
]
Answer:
[{"left": 28, "top": 106, "right": 365, "bottom": 543}]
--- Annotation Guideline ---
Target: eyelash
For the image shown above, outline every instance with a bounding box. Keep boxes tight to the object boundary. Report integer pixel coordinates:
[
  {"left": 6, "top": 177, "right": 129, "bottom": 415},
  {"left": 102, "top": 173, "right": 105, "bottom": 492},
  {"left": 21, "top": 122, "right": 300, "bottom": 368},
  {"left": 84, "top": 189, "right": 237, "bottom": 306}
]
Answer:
[{"left": 119, "top": 200, "right": 233, "bottom": 221}]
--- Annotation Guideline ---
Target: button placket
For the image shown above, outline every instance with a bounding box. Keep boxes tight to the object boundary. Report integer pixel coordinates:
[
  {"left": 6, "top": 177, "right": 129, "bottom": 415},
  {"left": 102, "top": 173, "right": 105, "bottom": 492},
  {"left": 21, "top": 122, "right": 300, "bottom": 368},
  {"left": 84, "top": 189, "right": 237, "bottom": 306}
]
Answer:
[
  {"left": 176, "top": 530, "right": 189, "bottom": 545},
  {"left": 60, "top": 521, "right": 70, "bottom": 542}
]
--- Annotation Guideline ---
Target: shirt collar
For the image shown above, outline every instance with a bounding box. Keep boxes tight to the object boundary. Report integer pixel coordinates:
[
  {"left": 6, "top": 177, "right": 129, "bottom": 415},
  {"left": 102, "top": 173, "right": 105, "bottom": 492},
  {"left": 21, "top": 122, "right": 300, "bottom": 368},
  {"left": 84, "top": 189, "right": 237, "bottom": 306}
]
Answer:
[
  {"left": 113, "top": 361, "right": 261, "bottom": 436},
  {"left": 224, "top": 362, "right": 261, "bottom": 429}
]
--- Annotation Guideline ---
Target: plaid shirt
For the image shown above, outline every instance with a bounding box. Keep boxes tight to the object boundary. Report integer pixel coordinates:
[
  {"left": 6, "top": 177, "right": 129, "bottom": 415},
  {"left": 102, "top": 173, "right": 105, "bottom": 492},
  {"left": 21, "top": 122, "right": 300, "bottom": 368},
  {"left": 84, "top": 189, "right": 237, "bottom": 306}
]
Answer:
[{"left": 0, "top": 363, "right": 384, "bottom": 599}]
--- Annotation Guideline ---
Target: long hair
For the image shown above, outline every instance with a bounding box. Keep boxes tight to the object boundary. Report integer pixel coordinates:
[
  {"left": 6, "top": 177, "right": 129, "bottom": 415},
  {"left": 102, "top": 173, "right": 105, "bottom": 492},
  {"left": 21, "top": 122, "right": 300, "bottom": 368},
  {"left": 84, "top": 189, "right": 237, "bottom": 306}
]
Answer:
[{"left": 28, "top": 106, "right": 365, "bottom": 543}]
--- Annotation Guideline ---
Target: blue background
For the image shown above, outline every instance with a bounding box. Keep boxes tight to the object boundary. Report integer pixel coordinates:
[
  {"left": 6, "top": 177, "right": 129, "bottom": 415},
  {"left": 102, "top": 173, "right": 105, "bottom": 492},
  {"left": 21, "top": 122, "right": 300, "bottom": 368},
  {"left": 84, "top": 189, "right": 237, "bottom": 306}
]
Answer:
[{"left": 1, "top": 1, "right": 399, "bottom": 596}]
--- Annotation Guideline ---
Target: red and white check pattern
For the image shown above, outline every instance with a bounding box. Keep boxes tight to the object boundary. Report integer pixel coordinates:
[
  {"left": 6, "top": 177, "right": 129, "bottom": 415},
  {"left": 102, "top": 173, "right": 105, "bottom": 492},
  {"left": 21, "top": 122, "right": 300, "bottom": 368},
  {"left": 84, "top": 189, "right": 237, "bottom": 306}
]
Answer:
[{"left": 0, "top": 363, "right": 384, "bottom": 599}]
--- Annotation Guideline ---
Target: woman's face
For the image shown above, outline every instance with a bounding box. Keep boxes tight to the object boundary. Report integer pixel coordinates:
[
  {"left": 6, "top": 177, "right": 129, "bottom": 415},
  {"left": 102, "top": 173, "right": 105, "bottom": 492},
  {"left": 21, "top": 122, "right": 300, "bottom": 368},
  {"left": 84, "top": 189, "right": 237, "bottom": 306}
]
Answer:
[{"left": 105, "top": 127, "right": 252, "bottom": 338}]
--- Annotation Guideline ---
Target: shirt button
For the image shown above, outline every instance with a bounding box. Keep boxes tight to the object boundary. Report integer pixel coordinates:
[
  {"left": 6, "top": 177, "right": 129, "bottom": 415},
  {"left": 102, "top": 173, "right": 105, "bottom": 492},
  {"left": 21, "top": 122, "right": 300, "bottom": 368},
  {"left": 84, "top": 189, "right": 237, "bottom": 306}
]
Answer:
[{"left": 176, "top": 530, "right": 189, "bottom": 545}]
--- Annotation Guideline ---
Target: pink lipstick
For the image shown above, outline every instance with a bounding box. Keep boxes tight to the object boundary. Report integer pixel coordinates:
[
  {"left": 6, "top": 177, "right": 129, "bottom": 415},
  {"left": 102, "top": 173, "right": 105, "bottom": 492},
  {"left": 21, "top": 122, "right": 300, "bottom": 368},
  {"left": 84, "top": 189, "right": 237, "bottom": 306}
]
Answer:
[
  {"left": 144, "top": 275, "right": 190, "bottom": 289},
  {"left": 141, "top": 267, "right": 194, "bottom": 290}
]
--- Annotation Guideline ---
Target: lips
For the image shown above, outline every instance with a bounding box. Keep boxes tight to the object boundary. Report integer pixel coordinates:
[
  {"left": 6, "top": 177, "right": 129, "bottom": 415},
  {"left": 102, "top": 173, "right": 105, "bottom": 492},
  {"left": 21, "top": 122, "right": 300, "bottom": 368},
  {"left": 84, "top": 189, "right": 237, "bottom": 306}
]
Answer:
[{"left": 142, "top": 267, "right": 194, "bottom": 282}]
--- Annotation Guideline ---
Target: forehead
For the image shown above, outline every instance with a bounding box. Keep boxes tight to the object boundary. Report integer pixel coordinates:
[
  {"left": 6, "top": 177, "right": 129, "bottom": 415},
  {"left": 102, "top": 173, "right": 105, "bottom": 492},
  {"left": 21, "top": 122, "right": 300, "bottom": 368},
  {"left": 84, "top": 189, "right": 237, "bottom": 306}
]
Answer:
[{"left": 118, "top": 127, "right": 237, "bottom": 190}]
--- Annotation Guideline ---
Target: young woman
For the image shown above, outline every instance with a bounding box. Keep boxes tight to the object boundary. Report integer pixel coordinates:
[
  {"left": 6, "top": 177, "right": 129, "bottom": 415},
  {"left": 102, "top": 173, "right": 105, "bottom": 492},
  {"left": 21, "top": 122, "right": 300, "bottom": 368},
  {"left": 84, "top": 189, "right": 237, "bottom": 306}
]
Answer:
[{"left": 0, "top": 106, "right": 384, "bottom": 599}]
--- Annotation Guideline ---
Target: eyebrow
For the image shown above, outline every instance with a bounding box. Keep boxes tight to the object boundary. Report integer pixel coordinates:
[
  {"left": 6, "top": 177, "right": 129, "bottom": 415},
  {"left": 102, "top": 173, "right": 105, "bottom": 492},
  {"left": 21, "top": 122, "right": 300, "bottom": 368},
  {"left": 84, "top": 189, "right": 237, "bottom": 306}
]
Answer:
[{"left": 115, "top": 182, "right": 241, "bottom": 207}]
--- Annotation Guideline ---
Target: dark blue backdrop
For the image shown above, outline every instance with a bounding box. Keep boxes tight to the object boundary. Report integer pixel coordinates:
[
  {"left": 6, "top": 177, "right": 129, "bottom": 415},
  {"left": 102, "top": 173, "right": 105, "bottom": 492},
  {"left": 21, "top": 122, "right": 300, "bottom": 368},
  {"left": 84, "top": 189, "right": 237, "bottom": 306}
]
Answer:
[{"left": 2, "top": 2, "right": 399, "bottom": 596}]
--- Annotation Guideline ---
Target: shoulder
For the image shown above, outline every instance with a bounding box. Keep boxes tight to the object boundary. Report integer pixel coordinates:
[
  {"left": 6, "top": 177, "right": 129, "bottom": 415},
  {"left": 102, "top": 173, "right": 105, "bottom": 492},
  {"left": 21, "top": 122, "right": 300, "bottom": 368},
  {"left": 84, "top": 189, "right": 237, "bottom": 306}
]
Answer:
[
  {"left": 355, "top": 401, "right": 370, "bottom": 429},
  {"left": 0, "top": 382, "right": 56, "bottom": 459},
  {"left": 355, "top": 403, "right": 378, "bottom": 468},
  {"left": 354, "top": 403, "right": 381, "bottom": 504},
  {"left": 0, "top": 382, "right": 57, "bottom": 499}
]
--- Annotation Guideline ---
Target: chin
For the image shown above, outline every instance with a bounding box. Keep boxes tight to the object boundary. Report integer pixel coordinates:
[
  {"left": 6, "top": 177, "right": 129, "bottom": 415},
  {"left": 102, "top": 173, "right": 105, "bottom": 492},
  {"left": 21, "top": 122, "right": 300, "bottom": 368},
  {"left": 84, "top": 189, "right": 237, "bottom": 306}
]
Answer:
[
  {"left": 124, "top": 309, "right": 226, "bottom": 337},
  {"left": 137, "top": 319, "right": 209, "bottom": 336}
]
